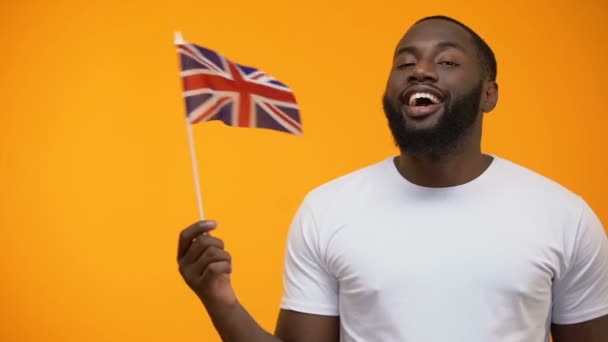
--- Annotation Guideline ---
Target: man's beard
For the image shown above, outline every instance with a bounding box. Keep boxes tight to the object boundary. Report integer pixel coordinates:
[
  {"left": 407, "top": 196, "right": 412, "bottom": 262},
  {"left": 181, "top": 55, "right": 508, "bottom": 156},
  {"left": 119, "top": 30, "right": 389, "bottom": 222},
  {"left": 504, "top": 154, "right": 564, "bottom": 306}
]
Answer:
[{"left": 382, "top": 82, "right": 483, "bottom": 157}]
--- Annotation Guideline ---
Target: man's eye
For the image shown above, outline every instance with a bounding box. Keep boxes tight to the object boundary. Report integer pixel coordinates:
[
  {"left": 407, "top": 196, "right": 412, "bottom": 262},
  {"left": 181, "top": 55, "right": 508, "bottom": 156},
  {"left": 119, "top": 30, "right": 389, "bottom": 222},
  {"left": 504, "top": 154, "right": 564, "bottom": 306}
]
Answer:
[
  {"left": 439, "top": 61, "right": 459, "bottom": 67},
  {"left": 397, "top": 62, "right": 415, "bottom": 69}
]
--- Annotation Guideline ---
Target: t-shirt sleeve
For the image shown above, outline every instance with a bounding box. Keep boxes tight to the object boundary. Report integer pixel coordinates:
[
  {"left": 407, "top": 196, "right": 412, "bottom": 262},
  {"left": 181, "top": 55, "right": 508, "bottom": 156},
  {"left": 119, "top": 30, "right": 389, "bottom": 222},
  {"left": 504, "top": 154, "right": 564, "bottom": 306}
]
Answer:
[
  {"left": 279, "top": 199, "right": 339, "bottom": 316},
  {"left": 552, "top": 200, "right": 608, "bottom": 324}
]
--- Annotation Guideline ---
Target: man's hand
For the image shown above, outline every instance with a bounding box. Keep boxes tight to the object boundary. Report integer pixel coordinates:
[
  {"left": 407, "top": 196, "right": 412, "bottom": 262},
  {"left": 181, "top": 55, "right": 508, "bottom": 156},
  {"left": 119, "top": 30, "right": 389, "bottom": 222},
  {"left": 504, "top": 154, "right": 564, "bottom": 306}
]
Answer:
[
  {"left": 177, "top": 220, "right": 237, "bottom": 312},
  {"left": 176, "top": 220, "right": 339, "bottom": 342}
]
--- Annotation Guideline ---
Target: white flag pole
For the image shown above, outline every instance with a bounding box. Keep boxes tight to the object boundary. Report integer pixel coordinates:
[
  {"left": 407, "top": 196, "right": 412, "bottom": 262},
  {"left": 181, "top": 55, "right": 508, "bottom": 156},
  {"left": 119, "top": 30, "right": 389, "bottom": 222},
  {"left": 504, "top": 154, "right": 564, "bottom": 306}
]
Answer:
[
  {"left": 176, "top": 31, "right": 204, "bottom": 221},
  {"left": 186, "top": 118, "right": 205, "bottom": 221}
]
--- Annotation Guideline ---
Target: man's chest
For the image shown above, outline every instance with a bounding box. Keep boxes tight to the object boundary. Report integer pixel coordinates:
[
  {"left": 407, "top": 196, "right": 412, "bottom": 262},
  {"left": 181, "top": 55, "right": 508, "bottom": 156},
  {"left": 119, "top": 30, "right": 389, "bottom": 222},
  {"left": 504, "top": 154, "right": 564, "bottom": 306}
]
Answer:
[{"left": 325, "top": 209, "right": 563, "bottom": 309}]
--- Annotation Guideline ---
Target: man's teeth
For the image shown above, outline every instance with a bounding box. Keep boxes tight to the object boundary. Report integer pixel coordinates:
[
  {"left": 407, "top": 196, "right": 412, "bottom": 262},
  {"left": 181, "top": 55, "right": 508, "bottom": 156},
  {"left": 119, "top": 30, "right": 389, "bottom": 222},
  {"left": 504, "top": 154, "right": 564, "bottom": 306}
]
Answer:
[{"left": 408, "top": 92, "right": 440, "bottom": 106}]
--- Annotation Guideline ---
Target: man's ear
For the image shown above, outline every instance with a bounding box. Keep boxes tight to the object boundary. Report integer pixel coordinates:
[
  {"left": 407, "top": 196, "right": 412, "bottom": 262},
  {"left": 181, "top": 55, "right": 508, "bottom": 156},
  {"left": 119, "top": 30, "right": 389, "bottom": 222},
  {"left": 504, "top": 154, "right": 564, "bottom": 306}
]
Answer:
[{"left": 481, "top": 81, "right": 498, "bottom": 113}]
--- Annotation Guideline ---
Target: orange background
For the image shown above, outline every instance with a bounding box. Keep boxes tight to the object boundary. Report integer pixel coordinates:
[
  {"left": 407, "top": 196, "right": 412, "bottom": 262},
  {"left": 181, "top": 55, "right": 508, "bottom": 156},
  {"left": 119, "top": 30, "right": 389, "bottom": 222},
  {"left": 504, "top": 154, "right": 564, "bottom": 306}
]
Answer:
[{"left": 1, "top": 0, "right": 606, "bottom": 341}]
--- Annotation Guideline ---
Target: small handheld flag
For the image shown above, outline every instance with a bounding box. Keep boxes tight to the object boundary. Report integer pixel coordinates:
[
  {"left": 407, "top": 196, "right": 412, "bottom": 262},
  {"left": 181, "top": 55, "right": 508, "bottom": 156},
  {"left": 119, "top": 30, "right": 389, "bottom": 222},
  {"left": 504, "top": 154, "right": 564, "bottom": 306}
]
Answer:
[
  {"left": 174, "top": 32, "right": 302, "bottom": 220},
  {"left": 175, "top": 32, "right": 302, "bottom": 135}
]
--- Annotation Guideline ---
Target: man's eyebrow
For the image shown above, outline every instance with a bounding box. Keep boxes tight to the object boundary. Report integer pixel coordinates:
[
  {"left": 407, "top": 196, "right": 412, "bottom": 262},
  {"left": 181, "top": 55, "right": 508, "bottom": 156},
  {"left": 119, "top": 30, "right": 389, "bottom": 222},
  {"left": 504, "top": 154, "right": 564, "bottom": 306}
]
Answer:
[
  {"left": 435, "top": 41, "right": 466, "bottom": 52},
  {"left": 394, "top": 41, "right": 467, "bottom": 57},
  {"left": 394, "top": 45, "right": 417, "bottom": 57}
]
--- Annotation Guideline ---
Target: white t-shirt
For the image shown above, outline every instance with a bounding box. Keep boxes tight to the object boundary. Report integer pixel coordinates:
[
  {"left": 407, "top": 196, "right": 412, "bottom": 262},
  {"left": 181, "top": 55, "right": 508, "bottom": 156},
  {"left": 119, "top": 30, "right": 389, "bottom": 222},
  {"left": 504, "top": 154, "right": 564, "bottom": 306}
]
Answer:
[{"left": 279, "top": 155, "right": 608, "bottom": 342}]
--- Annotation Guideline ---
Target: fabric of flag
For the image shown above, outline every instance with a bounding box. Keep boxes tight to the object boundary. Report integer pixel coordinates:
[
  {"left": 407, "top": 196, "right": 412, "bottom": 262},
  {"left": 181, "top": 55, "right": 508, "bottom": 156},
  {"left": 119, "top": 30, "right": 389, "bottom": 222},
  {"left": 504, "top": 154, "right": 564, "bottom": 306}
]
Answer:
[{"left": 176, "top": 39, "right": 302, "bottom": 135}]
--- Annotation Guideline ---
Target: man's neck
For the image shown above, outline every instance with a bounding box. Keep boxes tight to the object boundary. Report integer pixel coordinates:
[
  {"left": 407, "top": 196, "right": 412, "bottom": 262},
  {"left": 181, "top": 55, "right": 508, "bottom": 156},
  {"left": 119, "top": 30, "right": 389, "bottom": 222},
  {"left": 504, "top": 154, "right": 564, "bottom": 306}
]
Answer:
[{"left": 395, "top": 147, "right": 493, "bottom": 188}]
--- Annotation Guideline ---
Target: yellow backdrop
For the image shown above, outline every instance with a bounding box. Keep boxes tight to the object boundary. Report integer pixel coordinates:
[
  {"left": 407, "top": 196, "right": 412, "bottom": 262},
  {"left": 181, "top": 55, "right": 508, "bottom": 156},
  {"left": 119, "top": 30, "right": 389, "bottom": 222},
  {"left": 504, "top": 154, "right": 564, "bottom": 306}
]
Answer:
[{"left": 1, "top": 0, "right": 606, "bottom": 341}]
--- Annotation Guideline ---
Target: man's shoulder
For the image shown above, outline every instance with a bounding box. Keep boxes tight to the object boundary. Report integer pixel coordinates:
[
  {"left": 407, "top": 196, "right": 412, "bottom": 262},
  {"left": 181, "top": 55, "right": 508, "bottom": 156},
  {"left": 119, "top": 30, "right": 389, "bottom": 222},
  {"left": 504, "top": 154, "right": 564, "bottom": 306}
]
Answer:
[
  {"left": 303, "top": 156, "right": 394, "bottom": 206},
  {"left": 493, "top": 154, "right": 583, "bottom": 207}
]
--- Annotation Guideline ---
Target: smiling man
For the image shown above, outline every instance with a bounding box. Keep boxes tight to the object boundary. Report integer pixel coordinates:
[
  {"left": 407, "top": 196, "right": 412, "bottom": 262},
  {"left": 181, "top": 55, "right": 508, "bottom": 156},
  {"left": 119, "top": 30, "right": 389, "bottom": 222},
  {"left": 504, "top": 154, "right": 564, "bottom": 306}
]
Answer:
[{"left": 177, "top": 16, "right": 608, "bottom": 342}]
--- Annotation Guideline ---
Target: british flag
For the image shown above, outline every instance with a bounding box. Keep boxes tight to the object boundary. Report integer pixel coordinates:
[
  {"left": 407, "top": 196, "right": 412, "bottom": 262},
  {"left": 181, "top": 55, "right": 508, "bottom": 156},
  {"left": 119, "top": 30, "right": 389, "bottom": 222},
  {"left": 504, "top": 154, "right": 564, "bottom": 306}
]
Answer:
[{"left": 176, "top": 35, "right": 302, "bottom": 135}]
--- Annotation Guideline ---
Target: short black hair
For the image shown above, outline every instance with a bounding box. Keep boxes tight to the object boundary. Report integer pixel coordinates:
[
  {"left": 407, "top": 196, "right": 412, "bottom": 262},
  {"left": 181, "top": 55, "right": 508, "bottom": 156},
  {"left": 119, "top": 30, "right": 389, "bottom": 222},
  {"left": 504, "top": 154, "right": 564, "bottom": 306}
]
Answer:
[{"left": 416, "top": 15, "right": 497, "bottom": 81}]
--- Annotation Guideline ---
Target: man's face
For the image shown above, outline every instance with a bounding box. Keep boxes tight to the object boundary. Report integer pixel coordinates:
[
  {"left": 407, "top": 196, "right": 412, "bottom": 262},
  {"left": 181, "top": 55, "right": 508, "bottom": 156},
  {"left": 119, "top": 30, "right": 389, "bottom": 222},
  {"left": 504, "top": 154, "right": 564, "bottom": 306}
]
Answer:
[{"left": 383, "top": 19, "right": 491, "bottom": 155}]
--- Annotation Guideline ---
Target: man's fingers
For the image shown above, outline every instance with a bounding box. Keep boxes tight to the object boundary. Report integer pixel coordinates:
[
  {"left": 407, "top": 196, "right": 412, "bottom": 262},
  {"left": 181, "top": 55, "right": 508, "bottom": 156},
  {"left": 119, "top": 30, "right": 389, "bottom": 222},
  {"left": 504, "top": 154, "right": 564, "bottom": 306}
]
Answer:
[
  {"left": 180, "top": 247, "right": 231, "bottom": 281},
  {"left": 201, "top": 261, "right": 232, "bottom": 281},
  {"left": 177, "top": 220, "right": 217, "bottom": 261},
  {"left": 193, "top": 246, "right": 231, "bottom": 276},
  {"left": 180, "top": 235, "right": 225, "bottom": 265}
]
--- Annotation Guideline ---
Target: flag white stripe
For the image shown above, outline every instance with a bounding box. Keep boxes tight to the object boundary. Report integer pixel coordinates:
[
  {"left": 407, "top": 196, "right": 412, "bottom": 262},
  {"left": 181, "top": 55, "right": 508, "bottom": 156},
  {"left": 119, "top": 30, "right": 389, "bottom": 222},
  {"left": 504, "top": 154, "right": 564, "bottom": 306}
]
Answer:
[
  {"left": 180, "top": 68, "right": 233, "bottom": 80},
  {"left": 252, "top": 94, "right": 300, "bottom": 110}
]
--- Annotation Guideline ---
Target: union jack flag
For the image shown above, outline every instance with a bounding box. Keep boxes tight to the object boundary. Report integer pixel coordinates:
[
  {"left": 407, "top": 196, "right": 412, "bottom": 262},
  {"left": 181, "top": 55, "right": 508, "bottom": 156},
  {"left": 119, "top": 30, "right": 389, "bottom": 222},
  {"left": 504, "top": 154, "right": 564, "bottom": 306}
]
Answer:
[{"left": 176, "top": 34, "right": 302, "bottom": 135}]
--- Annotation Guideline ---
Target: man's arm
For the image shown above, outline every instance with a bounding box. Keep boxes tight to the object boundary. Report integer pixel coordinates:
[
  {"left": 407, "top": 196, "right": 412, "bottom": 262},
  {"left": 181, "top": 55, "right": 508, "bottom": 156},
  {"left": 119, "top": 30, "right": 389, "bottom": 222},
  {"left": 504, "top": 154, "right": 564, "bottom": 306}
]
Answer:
[
  {"left": 551, "top": 315, "right": 608, "bottom": 342},
  {"left": 275, "top": 309, "right": 339, "bottom": 342},
  {"left": 202, "top": 303, "right": 339, "bottom": 342},
  {"left": 177, "top": 220, "right": 340, "bottom": 342},
  {"left": 551, "top": 200, "right": 608, "bottom": 342}
]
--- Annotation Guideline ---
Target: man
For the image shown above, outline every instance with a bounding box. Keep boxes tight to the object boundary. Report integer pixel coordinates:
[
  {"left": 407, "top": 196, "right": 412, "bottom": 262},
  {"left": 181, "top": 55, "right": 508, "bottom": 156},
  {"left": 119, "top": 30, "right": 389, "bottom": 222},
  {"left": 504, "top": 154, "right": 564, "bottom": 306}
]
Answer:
[{"left": 177, "top": 15, "right": 608, "bottom": 341}]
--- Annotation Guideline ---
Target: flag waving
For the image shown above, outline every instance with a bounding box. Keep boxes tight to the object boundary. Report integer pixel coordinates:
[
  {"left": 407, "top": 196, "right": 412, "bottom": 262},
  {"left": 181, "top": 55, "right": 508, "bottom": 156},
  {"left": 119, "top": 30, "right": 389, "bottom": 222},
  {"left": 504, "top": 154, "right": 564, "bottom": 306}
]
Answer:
[{"left": 175, "top": 33, "right": 302, "bottom": 135}]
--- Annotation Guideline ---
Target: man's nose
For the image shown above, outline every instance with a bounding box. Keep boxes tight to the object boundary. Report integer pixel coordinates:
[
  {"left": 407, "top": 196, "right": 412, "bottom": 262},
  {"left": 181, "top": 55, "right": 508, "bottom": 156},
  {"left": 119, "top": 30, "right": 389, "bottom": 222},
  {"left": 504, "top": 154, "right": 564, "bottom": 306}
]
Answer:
[{"left": 408, "top": 60, "right": 438, "bottom": 83}]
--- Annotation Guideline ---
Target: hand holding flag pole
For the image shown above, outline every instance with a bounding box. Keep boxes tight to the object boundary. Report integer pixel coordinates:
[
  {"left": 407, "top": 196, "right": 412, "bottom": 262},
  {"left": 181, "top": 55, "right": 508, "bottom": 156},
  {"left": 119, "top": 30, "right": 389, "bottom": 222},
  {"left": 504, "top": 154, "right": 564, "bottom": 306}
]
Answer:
[{"left": 175, "top": 31, "right": 302, "bottom": 220}]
